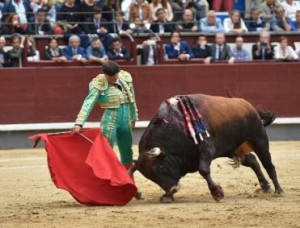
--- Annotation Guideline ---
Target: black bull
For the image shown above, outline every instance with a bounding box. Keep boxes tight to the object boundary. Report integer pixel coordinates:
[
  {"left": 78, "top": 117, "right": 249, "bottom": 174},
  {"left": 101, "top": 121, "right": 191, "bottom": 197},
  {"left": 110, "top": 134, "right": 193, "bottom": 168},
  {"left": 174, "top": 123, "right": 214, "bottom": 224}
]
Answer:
[{"left": 130, "top": 94, "right": 284, "bottom": 203}]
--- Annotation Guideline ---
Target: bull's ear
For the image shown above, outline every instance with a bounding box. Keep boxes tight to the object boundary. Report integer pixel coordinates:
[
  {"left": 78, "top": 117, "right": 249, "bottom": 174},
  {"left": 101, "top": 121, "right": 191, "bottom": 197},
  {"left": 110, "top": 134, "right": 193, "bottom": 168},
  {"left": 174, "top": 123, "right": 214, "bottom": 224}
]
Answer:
[{"left": 146, "top": 147, "right": 167, "bottom": 160}]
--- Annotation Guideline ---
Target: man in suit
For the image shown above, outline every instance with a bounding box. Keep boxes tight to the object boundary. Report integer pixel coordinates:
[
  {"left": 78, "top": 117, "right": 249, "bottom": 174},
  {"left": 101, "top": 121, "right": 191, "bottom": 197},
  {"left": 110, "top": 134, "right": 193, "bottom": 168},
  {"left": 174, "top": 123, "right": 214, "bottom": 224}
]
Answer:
[
  {"left": 111, "top": 11, "right": 132, "bottom": 35},
  {"left": 252, "top": 30, "right": 274, "bottom": 60},
  {"left": 150, "top": 8, "right": 174, "bottom": 34},
  {"left": 63, "top": 35, "right": 87, "bottom": 62},
  {"left": 164, "top": 31, "right": 193, "bottom": 61},
  {"left": 28, "top": 9, "right": 54, "bottom": 35},
  {"left": 192, "top": 35, "right": 211, "bottom": 59},
  {"left": 107, "top": 38, "right": 131, "bottom": 61},
  {"left": 205, "top": 32, "right": 234, "bottom": 64}
]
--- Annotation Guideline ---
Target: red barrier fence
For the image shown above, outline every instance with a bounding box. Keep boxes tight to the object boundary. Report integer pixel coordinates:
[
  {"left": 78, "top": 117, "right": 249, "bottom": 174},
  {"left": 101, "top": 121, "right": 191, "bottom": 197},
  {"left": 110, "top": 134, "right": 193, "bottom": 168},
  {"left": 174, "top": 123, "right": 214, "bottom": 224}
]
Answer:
[{"left": 0, "top": 62, "right": 299, "bottom": 124}]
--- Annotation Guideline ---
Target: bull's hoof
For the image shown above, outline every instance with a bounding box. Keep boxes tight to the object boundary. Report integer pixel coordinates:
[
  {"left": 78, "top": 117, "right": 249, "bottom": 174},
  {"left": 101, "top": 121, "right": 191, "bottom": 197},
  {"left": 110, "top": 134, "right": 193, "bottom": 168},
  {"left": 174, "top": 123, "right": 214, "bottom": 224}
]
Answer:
[
  {"left": 210, "top": 185, "right": 224, "bottom": 202},
  {"left": 135, "top": 191, "right": 143, "bottom": 200},
  {"left": 274, "top": 187, "right": 285, "bottom": 196},
  {"left": 261, "top": 183, "right": 272, "bottom": 193},
  {"left": 160, "top": 194, "right": 174, "bottom": 203}
]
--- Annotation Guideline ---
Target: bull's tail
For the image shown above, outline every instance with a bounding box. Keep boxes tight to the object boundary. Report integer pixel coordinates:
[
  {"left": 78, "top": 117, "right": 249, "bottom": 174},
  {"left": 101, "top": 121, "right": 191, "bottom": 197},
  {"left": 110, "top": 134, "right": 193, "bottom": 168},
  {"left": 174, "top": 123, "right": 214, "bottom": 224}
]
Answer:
[{"left": 256, "top": 107, "right": 276, "bottom": 127}]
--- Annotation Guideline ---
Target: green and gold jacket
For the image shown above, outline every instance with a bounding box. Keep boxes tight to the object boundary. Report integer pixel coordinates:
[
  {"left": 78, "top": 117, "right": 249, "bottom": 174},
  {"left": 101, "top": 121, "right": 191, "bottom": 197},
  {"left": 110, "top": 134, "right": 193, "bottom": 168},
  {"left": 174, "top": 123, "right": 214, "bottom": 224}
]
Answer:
[{"left": 75, "top": 70, "right": 138, "bottom": 126}]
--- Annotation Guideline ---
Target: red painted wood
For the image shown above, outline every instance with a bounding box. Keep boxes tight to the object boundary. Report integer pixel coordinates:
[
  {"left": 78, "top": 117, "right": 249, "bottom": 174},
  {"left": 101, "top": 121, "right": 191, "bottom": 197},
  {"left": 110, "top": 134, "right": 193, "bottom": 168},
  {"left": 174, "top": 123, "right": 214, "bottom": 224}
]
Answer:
[{"left": 0, "top": 63, "right": 299, "bottom": 124}]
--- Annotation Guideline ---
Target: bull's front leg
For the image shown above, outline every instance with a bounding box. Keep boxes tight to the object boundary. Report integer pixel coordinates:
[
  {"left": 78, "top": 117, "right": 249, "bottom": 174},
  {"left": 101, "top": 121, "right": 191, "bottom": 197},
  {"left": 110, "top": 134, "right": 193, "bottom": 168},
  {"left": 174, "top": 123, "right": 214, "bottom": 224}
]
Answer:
[{"left": 198, "top": 149, "right": 224, "bottom": 202}]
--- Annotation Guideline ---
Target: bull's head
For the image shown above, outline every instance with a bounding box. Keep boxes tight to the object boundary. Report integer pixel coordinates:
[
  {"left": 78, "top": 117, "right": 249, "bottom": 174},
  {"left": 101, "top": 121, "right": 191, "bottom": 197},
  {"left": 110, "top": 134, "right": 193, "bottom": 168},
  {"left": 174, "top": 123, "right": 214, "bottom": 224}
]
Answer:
[{"left": 135, "top": 147, "right": 181, "bottom": 195}]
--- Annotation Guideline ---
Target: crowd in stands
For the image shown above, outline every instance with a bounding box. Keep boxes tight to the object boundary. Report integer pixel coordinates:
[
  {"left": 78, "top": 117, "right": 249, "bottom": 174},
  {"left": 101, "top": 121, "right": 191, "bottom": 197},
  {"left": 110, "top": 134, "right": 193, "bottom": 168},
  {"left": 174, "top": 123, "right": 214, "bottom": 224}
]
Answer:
[{"left": 0, "top": 0, "right": 300, "bottom": 67}]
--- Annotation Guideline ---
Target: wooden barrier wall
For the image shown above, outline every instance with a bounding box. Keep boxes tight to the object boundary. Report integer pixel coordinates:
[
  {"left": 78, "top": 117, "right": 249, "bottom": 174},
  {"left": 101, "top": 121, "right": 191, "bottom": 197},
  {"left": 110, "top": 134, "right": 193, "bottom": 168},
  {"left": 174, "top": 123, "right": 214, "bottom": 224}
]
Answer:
[{"left": 0, "top": 63, "right": 300, "bottom": 124}]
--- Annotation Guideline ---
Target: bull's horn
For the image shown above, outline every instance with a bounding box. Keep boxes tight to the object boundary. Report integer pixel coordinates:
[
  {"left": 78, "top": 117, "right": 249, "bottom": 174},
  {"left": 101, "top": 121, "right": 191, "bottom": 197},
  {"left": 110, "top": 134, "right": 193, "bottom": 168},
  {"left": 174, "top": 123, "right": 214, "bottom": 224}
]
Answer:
[{"left": 147, "top": 147, "right": 162, "bottom": 156}]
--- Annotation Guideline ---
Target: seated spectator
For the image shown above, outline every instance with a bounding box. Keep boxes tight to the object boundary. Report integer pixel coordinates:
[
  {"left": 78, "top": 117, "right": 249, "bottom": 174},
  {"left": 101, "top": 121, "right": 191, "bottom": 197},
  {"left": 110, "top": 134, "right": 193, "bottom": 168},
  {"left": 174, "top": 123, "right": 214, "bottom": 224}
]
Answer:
[
  {"left": 164, "top": 31, "right": 193, "bottom": 61},
  {"left": 281, "top": 0, "right": 300, "bottom": 21},
  {"left": 107, "top": 37, "right": 131, "bottom": 61},
  {"left": 132, "top": 17, "right": 151, "bottom": 34},
  {"left": 245, "top": 0, "right": 263, "bottom": 19},
  {"left": 57, "top": 0, "right": 82, "bottom": 34},
  {"left": 270, "top": 6, "right": 295, "bottom": 31},
  {"left": 63, "top": 35, "right": 87, "bottom": 62},
  {"left": 26, "top": 35, "right": 40, "bottom": 62},
  {"left": 185, "top": 0, "right": 209, "bottom": 21},
  {"left": 86, "top": 37, "right": 108, "bottom": 64},
  {"left": 79, "top": 0, "right": 102, "bottom": 22},
  {"left": 252, "top": 30, "right": 274, "bottom": 60},
  {"left": 149, "top": 0, "right": 173, "bottom": 21},
  {"left": 150, "top": 8, "right": 174, "bottom": 33},
  {"left": 176, "top": 8, "right": 198, "bottom": 32},
  {"left": 223, "top": 10, "right": 248, "bottom": 34},
  {"left": 0, "top": 36, "right": 8, "bottom": 67},
  {"left": 30, "top": 0, "right": 56, "bottom": 26},
  {"left": 1, "top": 0, "right": 34, "bottom": 24},
  {"left": 28, "top": 9, "right": 54, "bottom": 35},
  {"left": 102, "top": 0, "right": 121, "bottom": 22},
  {"left": 129, "top": 0, "right": 152, "bottom": 27},
  {"left": 199, "top": 10, "right": 224, "bottom": 33},
  {"left": 192, "top": 35, "right": 211, "bottom": 59},
  {"left": 260, "top": 0, "right": 280, "bottom": 23},
  {"left": 294, "top": 10, "right": 300, "bottom": 30},
  {"left": 205, "top": 32, "right": 234, "bottom": 64},
  {"left": 111, "top": 11, "right": 132, "bottom": 35},
  {"left": 246, "top": 7, "right": 266, "bottom": 32},
  {"left": 7, "top": 34, "right": 25, "bottom": 67},
  {"left": 231, "top": 36, "right": 250, "bottom": 61},
  {"left": 212, "top": 0, "right": 233, "bottom": 12},
  {"left": 45, "top": 37, "right": 67, "bottom": 62},
  {"left": 2, "top": 13, "right": 29, "bottom": 35},
  {"left": 138, "top": 33, "right": 159, "bottom": 65},
  {"left": 274, "top": 36, "right": 298, "bottom": 60}
]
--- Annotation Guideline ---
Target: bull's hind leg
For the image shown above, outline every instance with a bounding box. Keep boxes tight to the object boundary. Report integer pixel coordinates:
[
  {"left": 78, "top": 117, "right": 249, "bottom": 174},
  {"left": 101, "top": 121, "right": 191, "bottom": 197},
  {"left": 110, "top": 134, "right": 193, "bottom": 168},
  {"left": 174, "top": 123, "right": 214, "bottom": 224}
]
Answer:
[
  {"left": 249, "top": 131, "right": 284, "bottom": 195},
  {"left": 198, "top": 144, "right": 224, "bottom": 201}
]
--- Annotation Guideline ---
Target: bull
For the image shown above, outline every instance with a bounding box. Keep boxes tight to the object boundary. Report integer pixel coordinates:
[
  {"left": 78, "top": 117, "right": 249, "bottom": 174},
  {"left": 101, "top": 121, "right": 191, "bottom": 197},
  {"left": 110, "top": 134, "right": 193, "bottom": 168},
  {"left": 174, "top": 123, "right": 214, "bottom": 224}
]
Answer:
[{"left": 131, "top": 94, "right": 284, "bottom": 203}]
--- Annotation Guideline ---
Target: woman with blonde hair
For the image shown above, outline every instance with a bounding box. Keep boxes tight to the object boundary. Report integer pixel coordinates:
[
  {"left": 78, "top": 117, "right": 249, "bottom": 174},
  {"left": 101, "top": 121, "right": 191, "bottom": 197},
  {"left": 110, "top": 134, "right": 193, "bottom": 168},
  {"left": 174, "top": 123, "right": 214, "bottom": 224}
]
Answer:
[
  {"left": 149, "top": 0, "right": 173, "bottom": 21},
  {"left": 26, "top": 35, "right": 40, "bottom": 62},
  {"left": 129, "top": 0, "right": 152, "bottom": 26},
  {"left": 223, "top": 10, "right": 248, "bottom": 34}
]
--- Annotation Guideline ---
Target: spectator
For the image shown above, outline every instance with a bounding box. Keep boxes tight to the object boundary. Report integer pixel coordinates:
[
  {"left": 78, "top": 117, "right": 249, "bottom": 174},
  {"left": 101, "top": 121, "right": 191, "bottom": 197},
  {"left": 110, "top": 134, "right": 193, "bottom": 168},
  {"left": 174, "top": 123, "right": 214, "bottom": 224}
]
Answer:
[
  {"left": 205, "top": 32, "right": 234, "bottom": 64},
  {"left": 0, "top": 36, "right": 8, "bottom": 67},
  {"left": 260, "top": 0, "right": 280, "bottom": 23},
  {"left": 246, "top": 7, "right": 266, "bottom": 32},
  {"left": 57, "top": 0, "right": 82, "bottom": 34},
  {"left": 28, "top": 9, "right": 54, "bottom": 35},
  {"left": 274, "top": 36, "right": 298, "bottom": 60},
  {"left": 138, "top": 33, "right": 159, "bottom": 65},
  {"left": 7, "top": 34, "right": 25, "bottom": 67},
  {"left": 149, "top": 0, "right": 173, "bottom": 21},
  {"left": 45, "top": 37, "right": 67, "bottom": 61},
  {"left": 176, "top": 8, "right": 198, "bottom": 32},
  {"left": 191, "top": 35, "right": 211, "bottom": 58},
  {"left": 164, "top": 31, "right": 193, "bottom": 61},
  {"left": 223, "top": 10, "right": 248, "bottom": 34},
  {"left": 294, "top": 10, "right": 300, "bottom": 30},
  {"left": 185, "top": 0, "right": 209, "bottom": 20},
  {"left": 1, "top": 0, "right": 34, "bottom": 24},
  {"left": 252, "top": 30, "right": 274, "bottom": 60},
  {"left": 281, "top": 0, "right": 300, "bottom": 21},
  {"left": 129, "top": 0, "right": 152, "bottom": 26},
  {"left": 132, "top": 17, "right": 151, "bottom": 34},
  {"left": 2, "top": 13, "right": 29, "bottom": 34},
  {"left": 79, "top": 0, "right": 102, "bottom": 22},
  {"left": 107, "top": 37, "right": 131, "bottom": 61},
  {"left": 86, "top": 37, "right": 108, "bottom": 64},
  {"left": 102, "top": 0, "right": 121, "bottom": 22},
  {"left": 231, "top": 36, "right": 250, "bottom": 61},
  {"left": 270, "top": 6, "right": 294, "bottom": 31},
  {"left": 150, "top": 8, "right": 174, "bottom": 33},
  {"left": 245, "top": 0, "right": 263, "bottom": 19},
  {"left": 212, "top": 0, "right": 233, "bottom": 12},
  {"left": 30, "top": 0, "right": 57, "bottom": 26},
  {"left": 63, "top": 35, "right": 87, "bottom": 62},
  {"left": 26, "top": 35, "right": 40, "bottom": 62},
  {"left": 111, "top": 11, "right": 132, "bottom": 35},
  {"left": 199, "top": 10, "right": 224, "bottom": 32}
]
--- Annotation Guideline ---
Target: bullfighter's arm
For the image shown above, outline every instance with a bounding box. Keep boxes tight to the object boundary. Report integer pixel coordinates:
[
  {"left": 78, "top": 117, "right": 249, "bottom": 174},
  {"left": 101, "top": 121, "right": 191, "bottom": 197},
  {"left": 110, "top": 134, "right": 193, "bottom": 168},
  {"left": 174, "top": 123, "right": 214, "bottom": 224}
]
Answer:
[{"left": 129, "top": 83, "right": 139, "bottom": 121}]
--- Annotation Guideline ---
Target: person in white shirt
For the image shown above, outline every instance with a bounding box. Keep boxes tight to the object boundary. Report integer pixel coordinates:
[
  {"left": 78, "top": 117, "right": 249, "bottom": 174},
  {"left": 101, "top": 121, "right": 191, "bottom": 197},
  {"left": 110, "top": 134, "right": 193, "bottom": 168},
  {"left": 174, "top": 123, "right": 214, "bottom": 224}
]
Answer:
[
  {"left": 274, "top": 36, "right": 299, "bottom": 60},
  {"left": 281, "top": 0, "right": 300, "bottom": 21},
  {"left": 223, "top": 10, "right": 248, "bottom": 34}
]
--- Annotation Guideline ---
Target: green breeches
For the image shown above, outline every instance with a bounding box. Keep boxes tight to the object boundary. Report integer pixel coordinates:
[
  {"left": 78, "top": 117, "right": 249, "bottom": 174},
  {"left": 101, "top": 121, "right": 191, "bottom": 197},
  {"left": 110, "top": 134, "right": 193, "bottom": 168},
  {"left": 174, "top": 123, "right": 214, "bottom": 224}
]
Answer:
[{"left": 100, "top": 104, "right": 133, "bottom": 164}]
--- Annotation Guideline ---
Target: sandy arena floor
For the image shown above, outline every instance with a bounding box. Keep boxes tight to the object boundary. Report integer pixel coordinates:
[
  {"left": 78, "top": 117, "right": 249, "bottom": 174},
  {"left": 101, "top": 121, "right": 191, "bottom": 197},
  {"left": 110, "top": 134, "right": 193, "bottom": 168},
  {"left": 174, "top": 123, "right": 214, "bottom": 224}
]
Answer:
[{"left": 0, "top": 142, "right": 299, "bottom": 228}]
